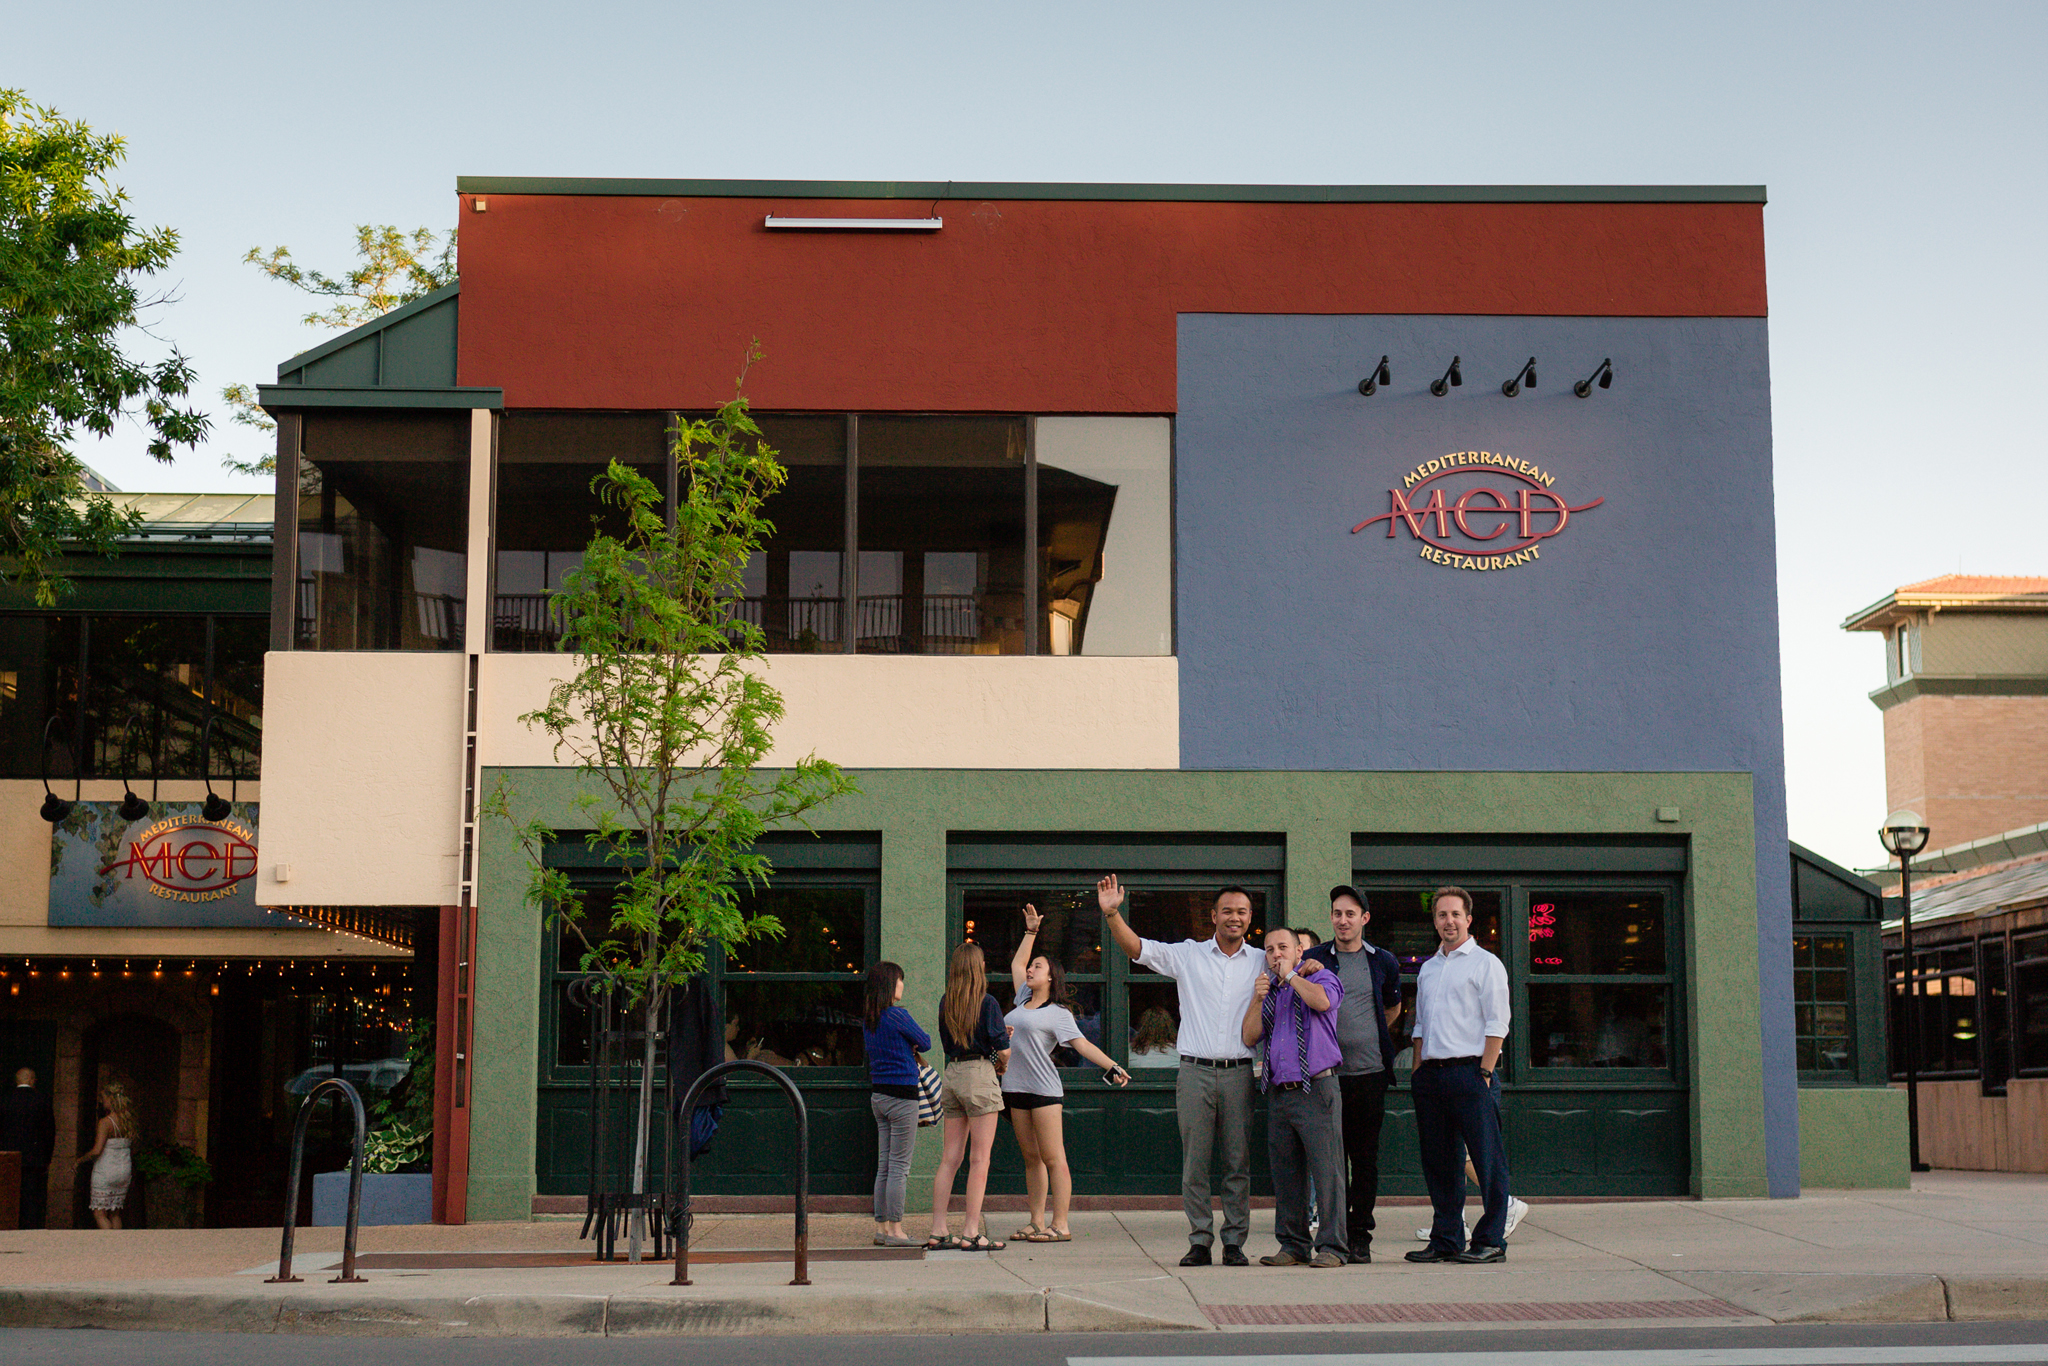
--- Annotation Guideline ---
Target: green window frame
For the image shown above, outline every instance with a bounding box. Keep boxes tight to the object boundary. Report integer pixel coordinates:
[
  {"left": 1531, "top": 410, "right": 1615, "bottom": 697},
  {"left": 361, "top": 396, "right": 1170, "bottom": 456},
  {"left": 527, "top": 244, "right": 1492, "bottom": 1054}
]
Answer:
[
  {"left": 1791, "top": 922, "right": 1885, "bottom": 1087},
  {"left": 1352, "top": 870, "right": 1688, "bottom": 1090},
  {"left": 944, "top": 837, "right": 1286, "bottom": 1085},
  {"left": 539, "top": 839, "right": 880, "bottom": 1087}
]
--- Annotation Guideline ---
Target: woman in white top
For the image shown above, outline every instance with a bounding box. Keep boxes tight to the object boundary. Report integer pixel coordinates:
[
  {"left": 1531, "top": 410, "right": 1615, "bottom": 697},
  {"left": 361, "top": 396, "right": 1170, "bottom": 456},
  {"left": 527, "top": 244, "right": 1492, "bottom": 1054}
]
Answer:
[
  {"left": 1005, "top": 903, "right": 1128, "bottom": 1243},
  {"left": 75, "top": 1077, "right": 137, "bottom": 1229}
]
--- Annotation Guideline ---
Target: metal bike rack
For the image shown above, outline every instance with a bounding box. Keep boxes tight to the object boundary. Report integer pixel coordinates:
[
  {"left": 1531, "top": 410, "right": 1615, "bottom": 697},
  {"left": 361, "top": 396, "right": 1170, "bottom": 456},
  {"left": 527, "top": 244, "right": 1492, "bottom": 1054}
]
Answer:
[
  {"left": 267, "top": 1076, "right": 369, "bottom": 1284},
  {"left": 670, "top": 1059, "right": 809, "bottom": 1287}
]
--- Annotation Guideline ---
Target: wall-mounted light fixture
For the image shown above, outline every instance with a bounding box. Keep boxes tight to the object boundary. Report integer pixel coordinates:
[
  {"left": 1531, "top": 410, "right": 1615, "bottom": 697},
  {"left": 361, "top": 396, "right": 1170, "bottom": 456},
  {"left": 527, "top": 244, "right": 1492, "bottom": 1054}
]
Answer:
[
  {"left": 1501, "top": 357, "right": 1538, "bottom": 398},
  {"left": 1574, "top": 358, "right": 1614, "bottom": 398},
  {"left": 763, "top": 216, "right": 943, "bottom": 232},
  {"left": 1357, "top": 356, "right": 1391, "bottom": 397},
  {"left": 116, "top": 716, "right": 149, "bottom": 823},
  {"left": 40, "top": 717, "right": 77, "bottom": 824},
  {"left": 1430, "top": 356, "right": 1463, "bottom": 397},
  {"left": 199, "top": 715, "right": 234, "bottom": 823}
]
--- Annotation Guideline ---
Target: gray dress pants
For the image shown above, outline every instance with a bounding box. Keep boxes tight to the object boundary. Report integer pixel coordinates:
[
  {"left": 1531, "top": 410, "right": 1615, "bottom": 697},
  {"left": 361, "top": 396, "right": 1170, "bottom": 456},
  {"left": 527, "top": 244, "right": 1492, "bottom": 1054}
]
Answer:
[
  {"left": 870, "top": 1092, "right": 919, "bottom": 1224},
  {"left": 1268, "top": 1080, "right": 1349, "bottom": 1259},
  {"left": 1176, "top": 1060, "right": 1253, "bottom": 1248}
]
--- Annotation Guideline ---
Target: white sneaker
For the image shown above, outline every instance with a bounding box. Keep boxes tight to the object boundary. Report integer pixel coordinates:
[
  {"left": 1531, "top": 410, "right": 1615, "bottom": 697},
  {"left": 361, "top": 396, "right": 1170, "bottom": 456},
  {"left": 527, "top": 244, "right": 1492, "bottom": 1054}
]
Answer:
[
  {"left": 1503, "top": 1197, "right": 1529, "bottom": 1240},
  {"left": 1416, "top": 1217, "right": 1471, "bottom": 1242}
]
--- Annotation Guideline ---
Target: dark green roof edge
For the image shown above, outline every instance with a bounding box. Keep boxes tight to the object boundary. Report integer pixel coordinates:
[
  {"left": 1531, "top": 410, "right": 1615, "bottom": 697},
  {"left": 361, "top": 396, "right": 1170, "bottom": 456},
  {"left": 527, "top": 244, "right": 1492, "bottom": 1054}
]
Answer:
[
  {"left": 454, "top": 178, "right": 1767, "bottom": 205},
  {"left": 275, "top": 282, "right": 461, "bottom": 379},
  {"left": 1791, "top": 841, "right": 1885, "bottom": 899},
  {"left": 257, "top": 385, "right": 502, "bottom": 410}
]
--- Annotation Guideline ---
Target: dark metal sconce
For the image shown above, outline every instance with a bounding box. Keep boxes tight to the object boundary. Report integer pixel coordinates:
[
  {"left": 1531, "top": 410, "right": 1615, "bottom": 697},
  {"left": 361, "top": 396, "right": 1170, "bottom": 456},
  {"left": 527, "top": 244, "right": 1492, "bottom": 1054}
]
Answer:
[
  {"left": 1357, "top": 356, "right": 1391, "bottom": 397},
  {"left": 1574, "top": 358, "right": 1614, "bottom": 398},
  {"left": 117, "top": 716, "right": 150, "bottom": 822},
  {"left": 40, "top": 716, "right": 78, "bottom": 823},
  {"left": 1501, "top": 357, "right": 1538, "bottom": 397},
  {"left": 1429, "top": 356, "right": 1463, "bottom": 397},
  {"left": 200, "top": 715, "right": 234, "bottom": 823}
]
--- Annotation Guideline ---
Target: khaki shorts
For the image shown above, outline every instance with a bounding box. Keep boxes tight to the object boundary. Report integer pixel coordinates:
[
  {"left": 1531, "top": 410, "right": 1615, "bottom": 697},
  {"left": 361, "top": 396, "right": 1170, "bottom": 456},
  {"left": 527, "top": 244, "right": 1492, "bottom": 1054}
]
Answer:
[{"left": 940, "top": 1058, "right": 1004, "bottom": 1118}]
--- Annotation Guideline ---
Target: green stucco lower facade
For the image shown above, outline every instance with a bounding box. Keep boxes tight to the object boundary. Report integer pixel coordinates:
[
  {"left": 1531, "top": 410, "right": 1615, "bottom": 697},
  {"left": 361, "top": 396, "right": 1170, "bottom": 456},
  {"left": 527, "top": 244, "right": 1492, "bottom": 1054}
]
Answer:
[
  {"left": 1797, "top": 1086, "right": 1910, "bottom": 1189},
  {"left": 468, "top": 767, "right": 1783, "bottom": 1220}
]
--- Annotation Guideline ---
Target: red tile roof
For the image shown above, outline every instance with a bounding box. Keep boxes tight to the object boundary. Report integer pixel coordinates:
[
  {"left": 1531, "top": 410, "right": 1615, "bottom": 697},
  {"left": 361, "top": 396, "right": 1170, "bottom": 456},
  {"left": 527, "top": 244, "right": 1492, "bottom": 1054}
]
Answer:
[{"left": 1898, "top": 575, "right": 2048, "bottom": 596}]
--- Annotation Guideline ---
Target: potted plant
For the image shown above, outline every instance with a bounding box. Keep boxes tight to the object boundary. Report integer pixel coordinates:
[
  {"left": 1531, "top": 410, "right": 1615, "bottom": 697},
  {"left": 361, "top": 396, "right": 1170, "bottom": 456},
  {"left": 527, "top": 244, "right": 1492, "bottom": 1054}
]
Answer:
[
  {"left": 312, "top": 1023, "right": 435, "bottom": 1226},
  {"left": 136, "top": 1141, "right": 212, "bottom": 1228}
]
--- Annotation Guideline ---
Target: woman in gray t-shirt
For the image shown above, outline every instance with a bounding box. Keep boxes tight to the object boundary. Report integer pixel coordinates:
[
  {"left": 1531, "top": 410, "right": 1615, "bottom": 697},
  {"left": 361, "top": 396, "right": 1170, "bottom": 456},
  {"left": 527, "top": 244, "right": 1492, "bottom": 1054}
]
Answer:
[{"left": 1006, "top": 903, "right": 1129, "bottom": 1243}]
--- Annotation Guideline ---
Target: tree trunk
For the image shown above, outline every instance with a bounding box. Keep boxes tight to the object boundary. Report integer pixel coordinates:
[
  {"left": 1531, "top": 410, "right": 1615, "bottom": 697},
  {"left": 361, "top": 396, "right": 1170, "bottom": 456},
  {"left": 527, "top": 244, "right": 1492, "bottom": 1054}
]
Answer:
[{"left": 627, "top": 986, "right": 659, "bottom": 1262}]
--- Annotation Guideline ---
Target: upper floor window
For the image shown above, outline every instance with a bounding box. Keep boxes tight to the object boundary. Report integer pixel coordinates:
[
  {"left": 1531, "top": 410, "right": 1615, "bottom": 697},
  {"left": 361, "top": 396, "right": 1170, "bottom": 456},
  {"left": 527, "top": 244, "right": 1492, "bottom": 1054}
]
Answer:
[
  {"left": 485, "top": 412, "right": 1172, "bottom": 657},
  {"left": 296, "top": 412, "right": 469, "bottom": 651},
  {"left": 0, "top": 612, "right": 264, "bottom": 779}
]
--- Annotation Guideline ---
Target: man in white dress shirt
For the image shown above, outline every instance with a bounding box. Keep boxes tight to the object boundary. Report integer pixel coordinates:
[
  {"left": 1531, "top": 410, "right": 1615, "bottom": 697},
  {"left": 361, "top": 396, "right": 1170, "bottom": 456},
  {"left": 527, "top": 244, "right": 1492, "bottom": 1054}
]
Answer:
[
  {"left": 1099, "top": 874, "right": 1263, "bottom": 1267},
  {"left": 1403, "top": 885, "right": 1515, "bottom": 1265}
]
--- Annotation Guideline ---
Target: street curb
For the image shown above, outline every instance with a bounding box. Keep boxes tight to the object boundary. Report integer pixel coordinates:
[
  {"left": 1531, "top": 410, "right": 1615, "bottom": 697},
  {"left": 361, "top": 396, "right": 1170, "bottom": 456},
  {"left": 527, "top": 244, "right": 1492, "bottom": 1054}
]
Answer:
[
  {"left": 0, "top": 1283, "right": 1194, "bottom": 1337},
  {"left": 1666, "top": 1272, "right": 2048, "bottom": 1325}
]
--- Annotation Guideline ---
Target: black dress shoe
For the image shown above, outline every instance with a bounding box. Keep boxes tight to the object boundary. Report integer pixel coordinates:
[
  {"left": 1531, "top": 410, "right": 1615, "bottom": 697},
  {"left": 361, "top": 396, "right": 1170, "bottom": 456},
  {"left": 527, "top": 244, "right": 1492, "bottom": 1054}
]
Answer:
[
  {"left": 1220, "top": 1244, "right": 1249, "bottom": 1266},
  {"left": 1347, "top": 1244, "right": 1372, "bottom": 1264},
  {"left": 1179, "top": 1244, "right": 1212, "bottom": 1267},
  {"left": 1455, "top": 1244, "right": 1506, "bottom": 1263},
  {"left": 1404, "top": 1245, "right": 1459, "bottom": 1262}
]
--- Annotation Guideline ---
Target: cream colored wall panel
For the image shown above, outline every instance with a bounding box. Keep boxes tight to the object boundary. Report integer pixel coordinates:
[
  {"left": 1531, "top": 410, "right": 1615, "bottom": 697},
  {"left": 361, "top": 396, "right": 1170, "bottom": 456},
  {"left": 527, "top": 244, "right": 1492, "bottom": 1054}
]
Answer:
[
  {"left": 481, "top": 653, "right": 1180, "bottom": 770},
  {"left": 256, "top": 652, "right": 466, "bottom": 906}
]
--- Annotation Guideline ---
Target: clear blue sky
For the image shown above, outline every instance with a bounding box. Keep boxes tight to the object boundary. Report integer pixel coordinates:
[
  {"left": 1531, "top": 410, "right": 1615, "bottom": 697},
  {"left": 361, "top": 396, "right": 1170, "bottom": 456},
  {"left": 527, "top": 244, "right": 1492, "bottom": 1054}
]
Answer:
[{"left": 11, "top": 1, "right": 2046, "bottom": 871}]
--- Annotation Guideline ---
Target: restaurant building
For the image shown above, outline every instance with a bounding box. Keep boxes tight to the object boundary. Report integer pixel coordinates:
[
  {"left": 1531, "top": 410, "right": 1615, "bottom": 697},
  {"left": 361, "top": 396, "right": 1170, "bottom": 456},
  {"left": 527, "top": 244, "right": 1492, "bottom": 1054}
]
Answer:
[
  {"left": 245, "top": 178, "right": 1907, "bottom": 1220},
  {"left": 0, "top": 495, "right": 417, "bottom": 1228}
]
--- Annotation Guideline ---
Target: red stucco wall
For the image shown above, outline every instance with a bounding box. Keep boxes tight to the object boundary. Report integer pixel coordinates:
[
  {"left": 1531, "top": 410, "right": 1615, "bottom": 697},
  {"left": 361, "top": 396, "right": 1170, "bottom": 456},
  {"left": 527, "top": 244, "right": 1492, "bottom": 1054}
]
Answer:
[{"left": 455, "top": 194, "right": 1766, "bottom": 412}]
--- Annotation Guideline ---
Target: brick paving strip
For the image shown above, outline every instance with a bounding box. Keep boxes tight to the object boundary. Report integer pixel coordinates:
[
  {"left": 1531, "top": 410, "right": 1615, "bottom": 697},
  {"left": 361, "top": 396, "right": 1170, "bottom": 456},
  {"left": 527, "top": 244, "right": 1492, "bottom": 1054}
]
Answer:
[{"left": 1204, "top": 1299, "right": 1747, "bottom": 1326}]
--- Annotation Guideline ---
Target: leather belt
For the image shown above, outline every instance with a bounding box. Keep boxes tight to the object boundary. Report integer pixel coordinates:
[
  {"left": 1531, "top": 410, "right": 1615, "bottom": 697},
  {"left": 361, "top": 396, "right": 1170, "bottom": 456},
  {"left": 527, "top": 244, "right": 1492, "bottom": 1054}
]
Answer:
[
  {"left": 1182, "top": 1056, "right": 1251, "bottom": 1069},
  {"left": 1271, "top": 1066, "right": 1338, "bottom": 1092},
  {"left": 1418, "top": 1055, "right": 1482, "bottom": 1069}
]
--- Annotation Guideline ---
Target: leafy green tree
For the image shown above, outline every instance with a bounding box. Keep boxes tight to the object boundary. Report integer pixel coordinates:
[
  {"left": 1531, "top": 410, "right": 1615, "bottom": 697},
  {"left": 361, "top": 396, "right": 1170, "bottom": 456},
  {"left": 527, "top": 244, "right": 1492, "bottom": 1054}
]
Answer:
[
  {"left": 221, "top": 224, "right": 456, "bottom": 475},
  {"left": 489, "top": 370, "right": 857, "bottom": 1261},
  {"left": 0, "top": 89, "right": 208, "bottom": 604}
]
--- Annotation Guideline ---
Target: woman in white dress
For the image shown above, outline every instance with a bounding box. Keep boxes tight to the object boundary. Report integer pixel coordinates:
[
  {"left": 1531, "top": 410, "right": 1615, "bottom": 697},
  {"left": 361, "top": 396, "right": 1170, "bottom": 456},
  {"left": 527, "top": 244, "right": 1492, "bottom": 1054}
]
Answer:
[{"left": 75, "top": 1078, "right": 137, "bottom": 1229}]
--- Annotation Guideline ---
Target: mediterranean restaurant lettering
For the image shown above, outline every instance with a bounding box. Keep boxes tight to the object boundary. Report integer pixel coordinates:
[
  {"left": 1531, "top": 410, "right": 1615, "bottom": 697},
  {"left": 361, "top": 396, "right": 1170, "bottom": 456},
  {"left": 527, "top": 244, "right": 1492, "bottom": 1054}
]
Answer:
[{"left": 1351, "top": 450, "right": 1606, "bottom": 572}]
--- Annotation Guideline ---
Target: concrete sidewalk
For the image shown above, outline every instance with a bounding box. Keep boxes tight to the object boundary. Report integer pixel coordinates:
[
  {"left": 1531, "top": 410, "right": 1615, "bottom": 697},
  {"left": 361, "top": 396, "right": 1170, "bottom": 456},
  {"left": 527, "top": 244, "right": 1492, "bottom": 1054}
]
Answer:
[{"left": 2, "top": 1172, "right": 2045, "bottom": 1337}]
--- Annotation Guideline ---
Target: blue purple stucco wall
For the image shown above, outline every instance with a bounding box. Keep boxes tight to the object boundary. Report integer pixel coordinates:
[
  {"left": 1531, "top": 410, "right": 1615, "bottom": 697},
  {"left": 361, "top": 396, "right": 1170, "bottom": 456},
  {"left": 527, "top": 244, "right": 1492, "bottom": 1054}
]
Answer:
[{"left": 1174, "top": 313, "right": 1797, "bottom": 1197}]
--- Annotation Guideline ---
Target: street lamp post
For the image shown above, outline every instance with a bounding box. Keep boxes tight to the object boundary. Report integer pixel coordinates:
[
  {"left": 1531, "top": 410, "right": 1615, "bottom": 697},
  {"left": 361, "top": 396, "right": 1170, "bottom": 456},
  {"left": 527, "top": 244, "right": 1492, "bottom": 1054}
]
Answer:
[{"left": 1880, "top": 809, "right": 1933, "bottom": 1175}]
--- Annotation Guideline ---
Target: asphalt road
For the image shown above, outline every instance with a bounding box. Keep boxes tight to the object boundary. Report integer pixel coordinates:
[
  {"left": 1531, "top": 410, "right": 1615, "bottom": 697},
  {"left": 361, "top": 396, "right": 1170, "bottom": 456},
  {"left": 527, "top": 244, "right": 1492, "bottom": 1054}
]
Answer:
[{"left": 4, "top": 1324, "right": 2048, "bottom": 1365}]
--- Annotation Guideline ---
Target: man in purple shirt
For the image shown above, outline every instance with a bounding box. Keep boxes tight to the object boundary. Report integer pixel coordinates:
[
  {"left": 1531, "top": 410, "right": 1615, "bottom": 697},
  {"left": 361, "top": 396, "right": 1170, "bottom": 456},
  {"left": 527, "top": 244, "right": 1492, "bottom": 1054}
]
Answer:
[{"left": 1240, "top": 926, "right": 1347, "bottom": 1267}]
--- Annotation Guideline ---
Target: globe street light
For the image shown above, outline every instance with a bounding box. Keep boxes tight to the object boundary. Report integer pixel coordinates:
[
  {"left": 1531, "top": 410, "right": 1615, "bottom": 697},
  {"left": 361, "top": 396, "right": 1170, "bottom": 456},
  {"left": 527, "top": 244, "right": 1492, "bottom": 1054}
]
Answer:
[{"left": 1879, "top": 809, "right": 1933, "bottom": 1174}]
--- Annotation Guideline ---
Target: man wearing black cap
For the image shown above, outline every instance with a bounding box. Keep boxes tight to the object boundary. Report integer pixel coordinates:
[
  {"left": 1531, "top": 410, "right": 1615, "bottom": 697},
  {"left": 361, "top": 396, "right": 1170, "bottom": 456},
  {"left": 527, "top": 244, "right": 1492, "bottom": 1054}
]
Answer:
[{"left": 1301, "top": 885, "right": 1402, "bottom": 1263}]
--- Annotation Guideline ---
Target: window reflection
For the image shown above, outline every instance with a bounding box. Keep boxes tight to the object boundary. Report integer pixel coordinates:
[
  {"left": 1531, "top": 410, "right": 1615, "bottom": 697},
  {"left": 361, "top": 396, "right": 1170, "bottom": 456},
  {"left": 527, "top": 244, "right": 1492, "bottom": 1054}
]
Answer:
[
  {"left": 1526, "top": 891, "right": 1667, "bottom": 976},
  {"left": 1529, "top": 984, "right": 1669, "bottom": 1068},
  {"left": 1036, "top": 418, "right": 1173, "bottom": 656},
  {"left": 724, "top": 982, "right": 864, "bottom": 1067},
  {"left": 1792, "top": 934, "right": 1854, "bottom": 1073},
  {"left": 721, "top": 886, "right": 867, "bottom": 975},
  {"left": 297, "top": 411, "right": 469, "bottom": 651},
  {"left": 735, "top": 417, "right": 847, "bottom": 653},
  {"left": 857, "top": 418, "right": 1027, "bottom": 654},
  {"left": 962, "top": 888, "right": 1100, "bottom": 980}
]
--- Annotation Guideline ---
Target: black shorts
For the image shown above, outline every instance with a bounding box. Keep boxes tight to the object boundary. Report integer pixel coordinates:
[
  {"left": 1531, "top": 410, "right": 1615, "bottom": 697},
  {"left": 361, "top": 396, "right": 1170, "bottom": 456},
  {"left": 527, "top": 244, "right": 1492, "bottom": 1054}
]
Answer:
[{"left": 1003, "top": 1091, "right": 1061, "bottom": 1112}]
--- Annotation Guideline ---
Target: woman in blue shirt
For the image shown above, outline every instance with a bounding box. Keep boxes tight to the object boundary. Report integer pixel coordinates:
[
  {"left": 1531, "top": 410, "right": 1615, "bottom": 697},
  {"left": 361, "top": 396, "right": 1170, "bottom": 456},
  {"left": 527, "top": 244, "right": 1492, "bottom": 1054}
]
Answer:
[{"left": 862, "top": 960, "right": 930, "bottom": 1247}]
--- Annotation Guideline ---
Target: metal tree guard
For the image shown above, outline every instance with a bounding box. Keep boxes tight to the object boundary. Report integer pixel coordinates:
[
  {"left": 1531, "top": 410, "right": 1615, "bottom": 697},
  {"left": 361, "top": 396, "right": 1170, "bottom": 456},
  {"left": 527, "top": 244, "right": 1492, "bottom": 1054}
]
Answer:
[
  {"left": 670, "top": 1058, "right": 810, "bottom": 1287},
  {"left": 573, "top": 974, "right": 680, "bottom": 1262},
  {"left": 268, "top": 1077, "right": 368, "bottom": 1284}
]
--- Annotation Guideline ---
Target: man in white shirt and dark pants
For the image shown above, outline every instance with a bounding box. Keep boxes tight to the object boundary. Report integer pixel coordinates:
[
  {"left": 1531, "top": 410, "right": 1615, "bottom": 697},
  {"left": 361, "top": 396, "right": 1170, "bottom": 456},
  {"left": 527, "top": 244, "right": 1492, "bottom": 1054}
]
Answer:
[
  {"left": 1099, "top": 874, "right": 1263, "bottom": 1267},
  {"left": 1404, "top": 885, "right": 1515, "bottom": 1265}
]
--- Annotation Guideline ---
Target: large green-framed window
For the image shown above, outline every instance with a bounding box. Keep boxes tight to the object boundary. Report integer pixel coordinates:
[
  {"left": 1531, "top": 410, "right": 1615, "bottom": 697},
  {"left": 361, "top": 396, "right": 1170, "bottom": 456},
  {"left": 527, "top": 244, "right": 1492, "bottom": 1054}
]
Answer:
[
  {"left": 1352, "top": 837, "right": 1690, "bottom": 1196},
  {"left": 944, "top": 835, "right": 1284, "bottom": 1195},
  {"left": 535, "top": 835, "right": 881, "bottom": 1196},
  {"left": 1351, "top": 877, "right": 1683, "bottom": 1086}
]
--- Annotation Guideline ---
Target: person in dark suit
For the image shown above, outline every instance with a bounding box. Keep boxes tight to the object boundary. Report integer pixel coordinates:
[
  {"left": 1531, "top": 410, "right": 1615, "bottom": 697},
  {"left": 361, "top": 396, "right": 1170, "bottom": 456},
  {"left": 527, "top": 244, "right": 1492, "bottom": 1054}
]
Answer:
[{"left": 1, "top": 1067, "right": 56, "bottom": 1229}]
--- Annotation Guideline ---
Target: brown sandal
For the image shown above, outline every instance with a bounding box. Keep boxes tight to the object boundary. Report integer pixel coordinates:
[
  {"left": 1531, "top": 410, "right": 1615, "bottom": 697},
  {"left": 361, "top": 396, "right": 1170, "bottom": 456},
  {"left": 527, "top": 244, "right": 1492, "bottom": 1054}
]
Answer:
[{"left": 1023, "top": 1228, "right": 1072, "bottom": 1242}]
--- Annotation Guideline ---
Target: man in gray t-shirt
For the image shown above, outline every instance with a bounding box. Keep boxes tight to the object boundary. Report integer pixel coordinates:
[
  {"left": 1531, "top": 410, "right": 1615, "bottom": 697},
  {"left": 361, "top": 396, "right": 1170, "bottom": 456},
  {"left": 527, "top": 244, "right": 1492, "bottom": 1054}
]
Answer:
[{"left": 1301, "top": 886, "right": 1402, "bottom": 1262}]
